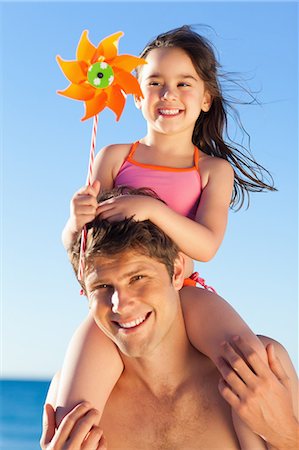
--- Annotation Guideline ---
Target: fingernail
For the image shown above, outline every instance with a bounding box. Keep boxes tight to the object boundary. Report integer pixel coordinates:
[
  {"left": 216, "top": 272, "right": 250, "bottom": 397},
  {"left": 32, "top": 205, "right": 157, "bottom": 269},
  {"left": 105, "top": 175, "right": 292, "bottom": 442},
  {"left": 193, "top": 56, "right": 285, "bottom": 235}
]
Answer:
[{"left": 232, "top": 335, "right": 240, "bottom": 341}]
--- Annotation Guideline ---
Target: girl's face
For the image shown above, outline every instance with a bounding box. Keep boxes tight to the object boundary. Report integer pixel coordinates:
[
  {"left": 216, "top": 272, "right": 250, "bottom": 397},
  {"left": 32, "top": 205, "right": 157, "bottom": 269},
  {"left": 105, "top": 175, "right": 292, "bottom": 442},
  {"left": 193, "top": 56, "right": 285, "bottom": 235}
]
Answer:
[{"left": 136, "top": 47, "right": 211, "bottom": 138}]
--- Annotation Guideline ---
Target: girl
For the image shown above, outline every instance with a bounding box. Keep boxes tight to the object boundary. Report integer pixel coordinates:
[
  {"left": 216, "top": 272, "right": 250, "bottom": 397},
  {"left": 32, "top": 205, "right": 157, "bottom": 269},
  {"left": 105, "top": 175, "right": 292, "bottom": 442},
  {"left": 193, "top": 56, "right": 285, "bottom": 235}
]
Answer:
[{"left": 57, "top": 26, "right": 276, "bottom": 448}]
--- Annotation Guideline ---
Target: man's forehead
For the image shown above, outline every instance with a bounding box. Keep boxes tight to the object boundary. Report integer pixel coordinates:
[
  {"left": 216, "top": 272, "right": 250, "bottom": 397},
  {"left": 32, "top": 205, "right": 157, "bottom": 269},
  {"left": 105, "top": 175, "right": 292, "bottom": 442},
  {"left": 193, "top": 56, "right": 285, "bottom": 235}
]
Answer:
[{"left": 85, "top": 251, "right": 163, "bottom": 283}]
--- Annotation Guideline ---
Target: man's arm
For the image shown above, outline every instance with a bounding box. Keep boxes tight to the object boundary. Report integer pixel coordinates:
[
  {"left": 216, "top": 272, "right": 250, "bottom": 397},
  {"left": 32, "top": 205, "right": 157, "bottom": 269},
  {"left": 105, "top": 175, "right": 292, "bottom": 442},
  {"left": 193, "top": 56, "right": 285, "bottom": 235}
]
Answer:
[{"left": 216, "top": 335, "right": 299, "bottom": 450}]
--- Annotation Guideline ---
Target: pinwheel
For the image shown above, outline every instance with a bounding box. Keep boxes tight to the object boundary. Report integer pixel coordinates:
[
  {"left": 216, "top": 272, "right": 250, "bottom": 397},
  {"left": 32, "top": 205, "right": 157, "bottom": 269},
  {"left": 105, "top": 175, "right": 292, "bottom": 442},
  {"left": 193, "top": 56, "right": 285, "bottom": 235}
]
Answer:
[{"left": 56, "top": 30, "right": 146, "bottom": 280}]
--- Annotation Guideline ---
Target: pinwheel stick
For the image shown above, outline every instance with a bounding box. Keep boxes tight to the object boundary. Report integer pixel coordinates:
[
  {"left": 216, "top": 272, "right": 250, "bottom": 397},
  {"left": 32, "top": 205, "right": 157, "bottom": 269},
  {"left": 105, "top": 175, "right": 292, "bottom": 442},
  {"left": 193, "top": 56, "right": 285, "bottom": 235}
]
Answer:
[{"left": 78, "top": 114, "right": 99, "bottom": 281}]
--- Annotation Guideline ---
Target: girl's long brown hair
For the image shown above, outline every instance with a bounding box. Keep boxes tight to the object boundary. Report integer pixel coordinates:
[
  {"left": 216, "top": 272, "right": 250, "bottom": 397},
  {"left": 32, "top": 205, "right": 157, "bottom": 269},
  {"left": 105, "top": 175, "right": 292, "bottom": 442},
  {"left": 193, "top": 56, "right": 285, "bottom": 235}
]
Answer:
[{"left": 137, "top": 25, "right": 276, "bottom": 209}]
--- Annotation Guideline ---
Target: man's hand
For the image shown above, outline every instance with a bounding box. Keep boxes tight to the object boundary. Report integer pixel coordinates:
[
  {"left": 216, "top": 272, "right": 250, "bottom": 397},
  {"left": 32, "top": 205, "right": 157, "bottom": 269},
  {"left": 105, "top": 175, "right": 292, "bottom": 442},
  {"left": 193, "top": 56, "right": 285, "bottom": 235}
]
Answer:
[
  {"left": 97, "top": 194, "right": 159, "bottom": 222},
  {"left": 217, "top": 336, "right": 299, "bottom": 449},
  {"left": 68, "top": 180, "right": 101, "bottom": 233},
  {"left": 40, "top": 402, "right": 107, "bottom": 450}
]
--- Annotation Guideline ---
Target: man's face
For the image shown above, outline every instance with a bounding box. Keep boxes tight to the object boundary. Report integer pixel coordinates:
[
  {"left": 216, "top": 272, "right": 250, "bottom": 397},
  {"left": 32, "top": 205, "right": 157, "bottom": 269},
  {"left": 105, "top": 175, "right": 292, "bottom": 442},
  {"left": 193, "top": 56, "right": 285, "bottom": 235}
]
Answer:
[{"left": 85, "top": 250, "right": 184, "bottom": 358}]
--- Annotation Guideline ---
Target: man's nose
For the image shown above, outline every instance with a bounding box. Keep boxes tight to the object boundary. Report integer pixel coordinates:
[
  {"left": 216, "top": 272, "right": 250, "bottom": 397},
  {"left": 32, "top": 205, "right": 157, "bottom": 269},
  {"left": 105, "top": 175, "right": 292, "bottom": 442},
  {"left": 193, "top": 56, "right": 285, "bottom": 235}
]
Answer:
[{"left": 111, "top": 289, "right": 134, "bottom": 314}]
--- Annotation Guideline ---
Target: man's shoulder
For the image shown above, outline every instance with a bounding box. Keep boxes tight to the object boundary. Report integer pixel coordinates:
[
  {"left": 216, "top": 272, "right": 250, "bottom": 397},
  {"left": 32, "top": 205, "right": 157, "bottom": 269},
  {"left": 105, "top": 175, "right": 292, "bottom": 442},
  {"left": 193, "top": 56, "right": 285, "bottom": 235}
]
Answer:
[{"left": 257, "top": 335, "right": 298, "bottom": 385}]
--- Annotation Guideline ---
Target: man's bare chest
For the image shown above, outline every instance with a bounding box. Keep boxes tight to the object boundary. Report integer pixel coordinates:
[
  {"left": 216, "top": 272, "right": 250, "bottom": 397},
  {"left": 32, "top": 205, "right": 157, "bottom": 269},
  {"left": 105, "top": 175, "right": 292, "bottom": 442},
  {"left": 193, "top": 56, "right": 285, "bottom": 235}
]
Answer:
[{"left": 100, "top": 378, "right": 240, "bottom": 449}]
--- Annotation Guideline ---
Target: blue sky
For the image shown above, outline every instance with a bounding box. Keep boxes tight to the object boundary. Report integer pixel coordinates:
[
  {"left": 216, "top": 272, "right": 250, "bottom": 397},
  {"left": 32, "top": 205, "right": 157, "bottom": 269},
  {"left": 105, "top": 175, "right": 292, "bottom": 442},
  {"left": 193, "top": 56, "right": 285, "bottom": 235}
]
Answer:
[{"left": 1, "top": 1, "right": 298, "bottom": 379}]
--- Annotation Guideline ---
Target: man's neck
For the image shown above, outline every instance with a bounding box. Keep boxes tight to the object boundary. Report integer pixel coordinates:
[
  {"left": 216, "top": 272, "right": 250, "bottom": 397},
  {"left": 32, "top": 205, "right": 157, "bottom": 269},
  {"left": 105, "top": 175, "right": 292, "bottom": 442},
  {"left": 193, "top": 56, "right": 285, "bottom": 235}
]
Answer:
[{"left": 120, "top": 307, "right": 206, "bottom": 398}]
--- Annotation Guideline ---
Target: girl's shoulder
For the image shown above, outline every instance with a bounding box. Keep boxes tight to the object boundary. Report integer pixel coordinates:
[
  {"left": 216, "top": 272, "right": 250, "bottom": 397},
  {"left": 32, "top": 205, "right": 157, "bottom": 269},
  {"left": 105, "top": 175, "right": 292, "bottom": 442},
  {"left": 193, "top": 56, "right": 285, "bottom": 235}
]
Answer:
[
  {"left": 97, "top": 143, "right": 132, "bottom": 162},
  {"left": 92, "top": 143, "right": 133, "bottom": 188},
  {"left": 198, "top": 152, "right": 234, "bottom": 188},
  {"left": 94, "top": 143, "right": 133, "bottom": 179}
]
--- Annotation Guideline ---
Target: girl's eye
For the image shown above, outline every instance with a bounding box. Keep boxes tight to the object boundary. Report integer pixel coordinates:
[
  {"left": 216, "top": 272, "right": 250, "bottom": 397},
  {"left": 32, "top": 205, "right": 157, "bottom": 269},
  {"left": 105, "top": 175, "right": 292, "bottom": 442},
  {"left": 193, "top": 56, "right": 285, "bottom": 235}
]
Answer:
[
  {"left": 178, "top": 82, "right": 190, "bottom": 87},
  {"left": 149, "top": 81, "right": 161, "bottom": 86}
]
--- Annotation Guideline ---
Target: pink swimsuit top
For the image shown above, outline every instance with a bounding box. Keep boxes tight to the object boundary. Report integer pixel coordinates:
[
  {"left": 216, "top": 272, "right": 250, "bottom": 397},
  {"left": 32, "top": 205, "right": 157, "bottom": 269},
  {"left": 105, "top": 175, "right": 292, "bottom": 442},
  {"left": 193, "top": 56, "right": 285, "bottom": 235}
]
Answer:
[{"left": 114, "top": 142, "right": 202, "bottom": 219}]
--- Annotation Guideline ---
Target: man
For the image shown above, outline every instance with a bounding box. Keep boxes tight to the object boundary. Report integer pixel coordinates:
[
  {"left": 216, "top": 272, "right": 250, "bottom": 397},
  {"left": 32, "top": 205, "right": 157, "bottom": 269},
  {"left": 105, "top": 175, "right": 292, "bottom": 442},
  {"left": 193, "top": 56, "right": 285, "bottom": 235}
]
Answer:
[{"left": 41, "top": 188, "right": 298, "bottom": 449}]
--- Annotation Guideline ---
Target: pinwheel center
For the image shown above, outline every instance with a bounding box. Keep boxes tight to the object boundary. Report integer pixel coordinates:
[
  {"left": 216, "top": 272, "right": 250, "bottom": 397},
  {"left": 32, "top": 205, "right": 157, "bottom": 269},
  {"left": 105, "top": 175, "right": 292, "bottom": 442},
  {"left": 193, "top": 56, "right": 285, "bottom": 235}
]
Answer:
[{"left": 87, "top": 62, "right": 114, "bottom": 89}]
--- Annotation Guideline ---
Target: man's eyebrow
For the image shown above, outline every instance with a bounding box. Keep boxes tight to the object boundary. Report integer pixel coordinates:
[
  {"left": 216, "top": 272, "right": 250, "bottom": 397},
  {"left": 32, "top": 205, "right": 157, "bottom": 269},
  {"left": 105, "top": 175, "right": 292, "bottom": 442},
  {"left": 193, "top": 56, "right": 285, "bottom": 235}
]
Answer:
[{"left": 86, "top": 265, "right": 151, "bottom": 284}]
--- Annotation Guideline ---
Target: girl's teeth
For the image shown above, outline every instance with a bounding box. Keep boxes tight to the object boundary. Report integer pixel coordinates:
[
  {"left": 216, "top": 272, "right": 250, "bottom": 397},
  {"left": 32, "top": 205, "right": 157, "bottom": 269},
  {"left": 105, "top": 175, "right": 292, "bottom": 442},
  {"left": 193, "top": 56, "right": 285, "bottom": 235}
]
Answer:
[
  {"left": 159, "top": 109, "right": 180, "bottom": 115},
  {"left": 119, "top": 315, "right": 146, "bottom": 329}
]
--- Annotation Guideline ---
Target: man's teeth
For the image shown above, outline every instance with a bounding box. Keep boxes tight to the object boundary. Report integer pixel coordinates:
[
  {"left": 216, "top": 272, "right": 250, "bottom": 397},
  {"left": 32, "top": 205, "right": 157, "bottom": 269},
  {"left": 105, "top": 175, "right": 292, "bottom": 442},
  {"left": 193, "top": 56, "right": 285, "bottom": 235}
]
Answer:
[
  {"left": 119, "top": 315, "right": 147, "bottom": 329},
  {"left": 159, "top": 109, "right": 180, "bottom": 115}
]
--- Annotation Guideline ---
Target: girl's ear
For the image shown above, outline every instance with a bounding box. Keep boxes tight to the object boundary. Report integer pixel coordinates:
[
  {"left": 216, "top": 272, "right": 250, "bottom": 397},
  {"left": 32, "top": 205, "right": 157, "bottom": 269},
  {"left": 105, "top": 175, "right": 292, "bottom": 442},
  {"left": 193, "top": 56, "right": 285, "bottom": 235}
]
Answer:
[
  {"left": 134, "top": 95, "right": 142, "bottom": 110},
  {"left": 172, "top": 252, "right": 185, "bottom": 291},
  {"left": 202, "top": 91, "right": 212, "bottom": 112}
]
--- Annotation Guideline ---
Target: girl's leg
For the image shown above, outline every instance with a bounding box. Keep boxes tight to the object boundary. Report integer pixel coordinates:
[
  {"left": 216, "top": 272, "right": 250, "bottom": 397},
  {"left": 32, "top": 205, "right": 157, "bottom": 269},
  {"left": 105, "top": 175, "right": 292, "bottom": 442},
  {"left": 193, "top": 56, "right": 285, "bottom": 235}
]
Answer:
[
  {"left": 55, "top": 312, "right": 123, "bottom": 426},
  {"left": 180, "top": 286, "right": 267, "bottom": 449}
]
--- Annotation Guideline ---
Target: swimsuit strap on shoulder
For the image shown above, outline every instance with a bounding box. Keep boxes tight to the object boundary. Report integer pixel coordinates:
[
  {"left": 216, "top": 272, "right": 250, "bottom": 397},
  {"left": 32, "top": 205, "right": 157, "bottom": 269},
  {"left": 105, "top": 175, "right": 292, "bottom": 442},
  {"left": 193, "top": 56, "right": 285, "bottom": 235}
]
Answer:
[
  {"left": 194, "top": 146, "right": 200, "bottom": 170},
  {"left": 127, "top": 141, "right": 139, "bottom": 159}
]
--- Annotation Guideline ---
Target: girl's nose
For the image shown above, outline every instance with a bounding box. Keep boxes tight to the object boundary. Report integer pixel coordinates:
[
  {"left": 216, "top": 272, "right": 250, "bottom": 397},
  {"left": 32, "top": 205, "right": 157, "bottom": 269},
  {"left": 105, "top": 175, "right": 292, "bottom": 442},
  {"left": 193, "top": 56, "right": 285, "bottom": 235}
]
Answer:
[{"left": 161, "top": 86, "right": 177, "bottom": 101}]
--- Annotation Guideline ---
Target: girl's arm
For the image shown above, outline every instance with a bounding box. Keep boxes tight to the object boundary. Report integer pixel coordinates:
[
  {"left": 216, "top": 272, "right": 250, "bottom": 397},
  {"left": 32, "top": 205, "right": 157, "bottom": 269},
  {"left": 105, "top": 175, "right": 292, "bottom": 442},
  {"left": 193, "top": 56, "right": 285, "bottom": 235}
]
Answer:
[
  {"left": 61, "top": 144, "right": 129, "bottom": 252},
  {"left": 97, "top": 157, "right": 234, "bottom": 262}
]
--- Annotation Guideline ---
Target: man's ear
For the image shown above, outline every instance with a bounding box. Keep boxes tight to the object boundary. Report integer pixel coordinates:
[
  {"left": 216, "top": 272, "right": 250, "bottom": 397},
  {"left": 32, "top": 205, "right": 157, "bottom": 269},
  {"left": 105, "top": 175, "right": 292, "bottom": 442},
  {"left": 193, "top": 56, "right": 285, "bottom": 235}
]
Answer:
[
  {"left": 172, "top": 252, "right": 185, "bottom": 291},
  {"left": 201, "top": 91, "right": 212, "bottom": 112}
]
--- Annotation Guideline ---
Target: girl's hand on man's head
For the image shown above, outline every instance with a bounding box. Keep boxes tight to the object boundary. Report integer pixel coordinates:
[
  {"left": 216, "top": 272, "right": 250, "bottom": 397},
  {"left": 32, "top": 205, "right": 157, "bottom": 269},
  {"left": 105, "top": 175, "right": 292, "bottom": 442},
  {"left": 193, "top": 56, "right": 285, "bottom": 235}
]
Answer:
[{"left": 97, "top": 194, "right": 158, "bottom": 222}]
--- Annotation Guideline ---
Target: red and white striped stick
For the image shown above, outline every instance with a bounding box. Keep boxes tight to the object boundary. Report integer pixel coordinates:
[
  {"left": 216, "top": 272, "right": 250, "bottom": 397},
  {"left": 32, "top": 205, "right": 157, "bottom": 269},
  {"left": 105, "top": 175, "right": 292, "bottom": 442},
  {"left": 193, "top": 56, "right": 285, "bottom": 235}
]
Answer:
[{"left": 78, "top": 114, "right": 99, "bottom": 281}]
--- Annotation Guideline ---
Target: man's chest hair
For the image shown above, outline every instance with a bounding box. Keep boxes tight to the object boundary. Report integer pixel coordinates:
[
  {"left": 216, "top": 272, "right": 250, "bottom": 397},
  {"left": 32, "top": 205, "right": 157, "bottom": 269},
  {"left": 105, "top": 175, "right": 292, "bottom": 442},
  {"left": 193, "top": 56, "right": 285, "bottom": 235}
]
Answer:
[{"left": 101, "top": 377, "right": 230, "bottom": 449}]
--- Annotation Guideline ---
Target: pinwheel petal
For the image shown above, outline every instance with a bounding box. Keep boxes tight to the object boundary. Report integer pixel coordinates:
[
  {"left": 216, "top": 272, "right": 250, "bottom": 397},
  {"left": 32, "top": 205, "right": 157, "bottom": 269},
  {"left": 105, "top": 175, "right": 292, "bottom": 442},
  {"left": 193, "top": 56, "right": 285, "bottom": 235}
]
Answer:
[
  {"left": 76, "top": 30, "right": 97, "bottom": 63},
  {"left": 56, "top": 56, "right": 87, "bottom": 84},
  {"left": 114, "top": 68, "right": 143, "bottom": 97},
  {"left": 57, "top": 83, "right": 95, "bottom": 101},
  {"left": 96, "top": 31, "right": 124, "bottom": 61},
  {"left": 82, "top": 91, "right": 108, "bottom": 121},
  {"left": 107, "top": 85, "right": 126, "bottom": 121},
  {"left": 112, "top": 55, "right": 147, "bottom": 72}
]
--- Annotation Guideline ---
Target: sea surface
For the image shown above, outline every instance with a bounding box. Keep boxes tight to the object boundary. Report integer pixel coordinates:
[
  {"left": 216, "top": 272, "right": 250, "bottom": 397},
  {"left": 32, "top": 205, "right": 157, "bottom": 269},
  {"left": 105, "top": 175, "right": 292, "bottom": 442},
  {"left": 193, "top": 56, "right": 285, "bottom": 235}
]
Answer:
[{"left": 0, "top": 379, "right": 50, "bottom": 450}]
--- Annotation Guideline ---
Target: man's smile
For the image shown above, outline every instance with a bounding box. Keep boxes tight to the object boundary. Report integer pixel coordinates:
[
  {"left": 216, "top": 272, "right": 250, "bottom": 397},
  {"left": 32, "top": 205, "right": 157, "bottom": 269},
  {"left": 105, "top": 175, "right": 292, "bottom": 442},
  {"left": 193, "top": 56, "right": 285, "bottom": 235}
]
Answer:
[{"left": 112, "top": 311, "right": 152, "bottom": 333}]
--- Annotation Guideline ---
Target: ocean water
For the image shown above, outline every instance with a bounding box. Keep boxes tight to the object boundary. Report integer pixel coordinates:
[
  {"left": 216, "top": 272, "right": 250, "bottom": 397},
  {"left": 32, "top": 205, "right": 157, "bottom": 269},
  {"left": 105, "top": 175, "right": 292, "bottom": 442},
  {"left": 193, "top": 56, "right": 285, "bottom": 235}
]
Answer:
[{"left": 0, "top": 379, "right": 50, "bottom": 450}]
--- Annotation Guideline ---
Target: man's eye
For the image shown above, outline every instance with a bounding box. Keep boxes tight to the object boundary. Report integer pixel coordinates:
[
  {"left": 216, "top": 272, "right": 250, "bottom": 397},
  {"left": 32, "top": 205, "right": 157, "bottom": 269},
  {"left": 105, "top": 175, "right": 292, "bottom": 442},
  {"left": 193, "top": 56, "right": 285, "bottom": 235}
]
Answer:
[
  {"left": 131, "top": 275, "right": 144, "bottom": 283},
  {"left": 149, "top": 81, "right": 160, "bottom": 86},
  {"left": 98, "top": 284, "right": 112, "bottom": 289}
]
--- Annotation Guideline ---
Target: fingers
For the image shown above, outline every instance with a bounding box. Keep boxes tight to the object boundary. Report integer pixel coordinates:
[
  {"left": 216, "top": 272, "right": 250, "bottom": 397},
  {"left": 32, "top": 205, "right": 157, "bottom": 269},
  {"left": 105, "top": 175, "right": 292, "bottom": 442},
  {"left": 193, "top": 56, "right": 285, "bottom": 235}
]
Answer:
[
  {"left": 50, "top": 402, "right": 101, "bottom": 448},
  {"left": 230, "top": 336, "right": 267, "bottom": 377},
  {"left": 91, "top": 179, "right": 101, "bottom": 198},
  {"left": 267, "top": 344, "right": 290, "bottom": 387},
  {"left": 40, "top": 403, "right": 56, "bottom": 448},
  {"left": 218, "top": 377, "right": 240, "bottom": 410},
  {"left": 67, "top": 407, "right": 101, "bottom": 447},
  {"left": 219, "top": 339, "right": 257, "bottom": 387},
  {"left": 96, "top": 200, "right": 134, "bottom": 222},
  {"left": 82, "top": 427, "right": 107, "bottom": 450},
  {"left": 217, "top": 356, "right": 248, "bottom": 396},
  {"left": 69, "top": 185, "right": 100, "bottom": 230},
  {"left": 77, "top": 182, "right": 100, "bottom": 199}
]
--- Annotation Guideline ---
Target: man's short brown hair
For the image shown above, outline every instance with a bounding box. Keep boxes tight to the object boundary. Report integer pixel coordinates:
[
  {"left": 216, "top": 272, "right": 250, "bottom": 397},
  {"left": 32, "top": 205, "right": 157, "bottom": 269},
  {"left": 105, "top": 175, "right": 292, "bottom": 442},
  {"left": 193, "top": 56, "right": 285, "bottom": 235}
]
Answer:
[{"left": 70, "top": 186, "right": 179, "bottom": 292}]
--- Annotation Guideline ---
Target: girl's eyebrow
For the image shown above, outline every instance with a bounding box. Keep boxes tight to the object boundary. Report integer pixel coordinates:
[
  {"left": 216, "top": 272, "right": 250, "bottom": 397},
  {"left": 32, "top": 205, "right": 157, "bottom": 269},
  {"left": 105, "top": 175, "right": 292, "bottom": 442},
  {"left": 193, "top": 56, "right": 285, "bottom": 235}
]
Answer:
[{"left": 145, "top": 73, "right": 198, "bottom": 81}]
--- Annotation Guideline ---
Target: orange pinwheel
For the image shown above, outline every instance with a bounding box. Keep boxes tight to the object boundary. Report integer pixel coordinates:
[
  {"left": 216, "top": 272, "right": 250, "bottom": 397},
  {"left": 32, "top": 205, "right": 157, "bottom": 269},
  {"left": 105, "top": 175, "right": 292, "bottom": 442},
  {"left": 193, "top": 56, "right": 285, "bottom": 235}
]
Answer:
[{"left": 56, "top": 30, "right": 146, "bottom": 121}]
